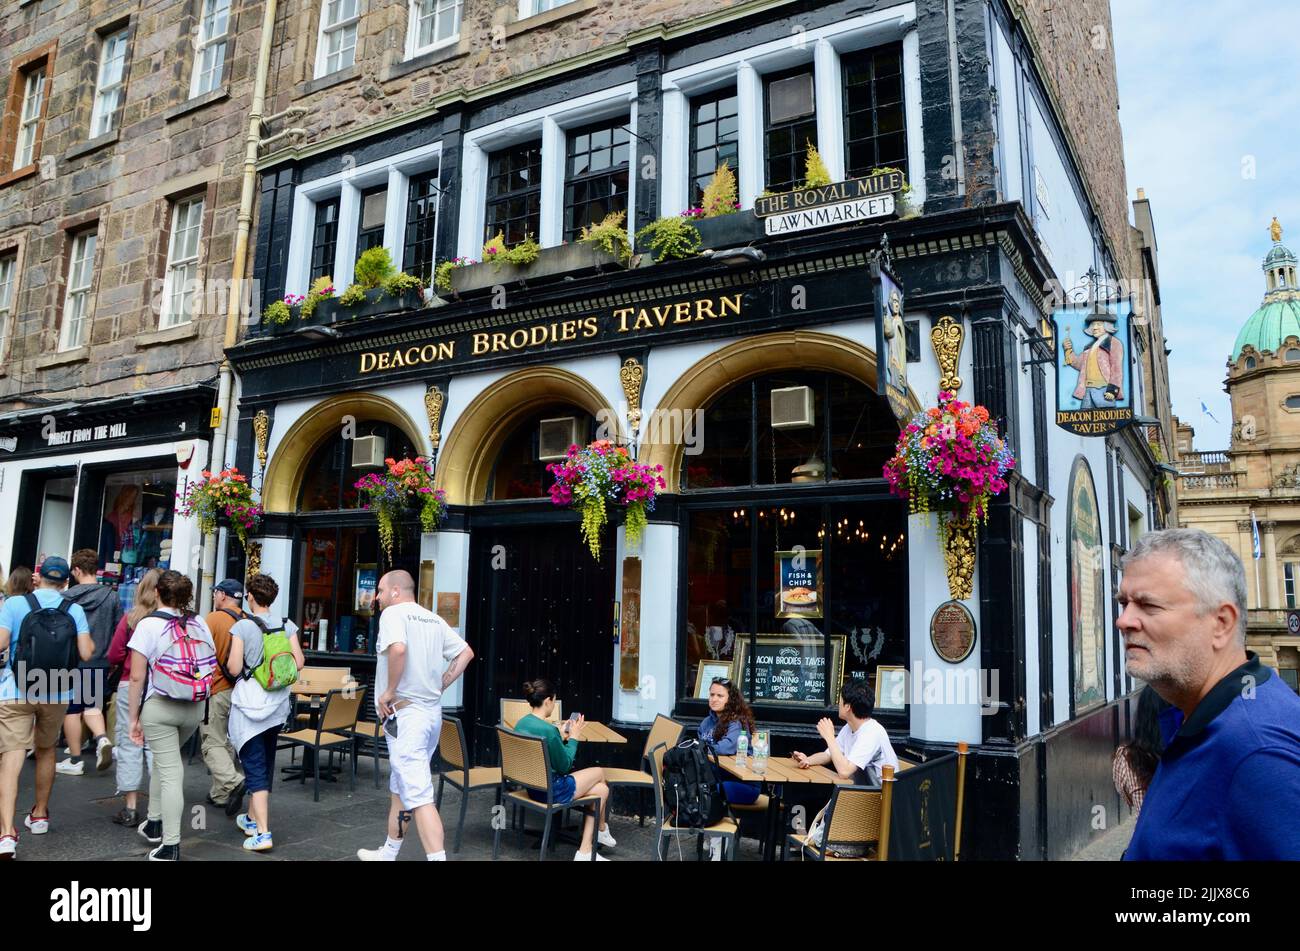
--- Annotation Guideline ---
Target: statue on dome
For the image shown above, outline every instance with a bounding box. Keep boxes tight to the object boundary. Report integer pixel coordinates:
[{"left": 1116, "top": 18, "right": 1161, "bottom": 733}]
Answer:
[{"left": 1271, "top": 217, "right": 1283, "bottom": 243}]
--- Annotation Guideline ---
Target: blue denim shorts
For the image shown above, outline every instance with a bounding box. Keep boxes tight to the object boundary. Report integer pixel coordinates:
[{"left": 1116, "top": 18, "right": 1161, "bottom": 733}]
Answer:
[{"left": 529, "top": 774, "right": 576, "bottom": 804}]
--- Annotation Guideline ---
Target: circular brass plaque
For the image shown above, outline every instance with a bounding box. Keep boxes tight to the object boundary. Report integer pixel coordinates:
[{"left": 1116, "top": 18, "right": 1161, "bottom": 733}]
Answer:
[{"left": 929, "top": 600, "right": 976, "bottom": 663}]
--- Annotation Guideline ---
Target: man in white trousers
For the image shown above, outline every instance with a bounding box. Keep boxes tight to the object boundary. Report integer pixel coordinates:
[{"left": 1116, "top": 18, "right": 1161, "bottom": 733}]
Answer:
[{"left": 357, "top": 570, "right": 473, "bottom": 861}]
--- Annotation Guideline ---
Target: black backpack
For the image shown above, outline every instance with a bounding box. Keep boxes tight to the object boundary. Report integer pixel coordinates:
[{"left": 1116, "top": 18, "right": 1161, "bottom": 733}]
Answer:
[
  {"left": 662, "top": 738, "right": 726, "bottom": 828},
  {"left": 13, "top": 593, "right": 80, "bottom": 680}
]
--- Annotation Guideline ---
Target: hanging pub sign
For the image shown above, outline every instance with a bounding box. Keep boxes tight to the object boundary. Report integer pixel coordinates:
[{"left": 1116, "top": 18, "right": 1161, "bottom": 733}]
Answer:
[
  {"left": 1052, "top": 296, "right": 1135, "bottom": 435},
  {"left": 754, "top": 170, "right": 904, "bottom": 236},
  {"left": 873, "top": 259, "right": 910, "bottom": 424},
  {"left": 775, "top": 549, "right": 824, "bottom": 619}
]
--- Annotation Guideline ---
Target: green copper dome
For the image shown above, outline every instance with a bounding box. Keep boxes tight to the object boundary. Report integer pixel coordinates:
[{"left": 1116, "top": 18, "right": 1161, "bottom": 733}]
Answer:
[{"left": 1232, "top": 299, "right": 1300, "bottom": 360}]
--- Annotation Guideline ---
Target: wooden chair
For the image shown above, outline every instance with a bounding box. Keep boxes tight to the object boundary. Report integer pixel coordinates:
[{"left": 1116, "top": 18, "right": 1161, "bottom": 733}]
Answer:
[
  {"left": 494, "top": 726, "right": 601, "bottom": 861},
  {"left": 499, "top": 698, "right": 562, "bottom": 729},
  {"left": 647, "top": 742, "right": 739, "bottom": 861},
  {"left": 292, "top": 667, "right": 355, "bottom": 737},
  {"left": 278, "top": 687, "right": 365, "bottom": 802},
  {"left": 436, "top": 716, "right": 502, "bottom": 853},
  {"left": 602, "top": 714, "right": 684, "bottom": 824},
  {"left": 785, "top": 784, "right": 882, "bottom": 861},
  {"left": 342, "top": 718, "right": 386, "bottom": 788}
]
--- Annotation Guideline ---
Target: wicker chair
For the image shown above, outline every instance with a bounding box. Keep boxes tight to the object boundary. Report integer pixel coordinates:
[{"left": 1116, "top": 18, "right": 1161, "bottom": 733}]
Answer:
[
  {"left": 436, "top": 716, "right": 502, "bottom": 853},
  {"left": 500, "top": 698, "right": 562, "bottom": 729},
  {"left": 647, "top": 742, "right": 739, "bottom": 861},
  {"left": 494, "top": 726, "right": 602, "bottom": 861},
  {"left": 278, "top": 687, "right": 365, "bottom": 802},
  {"left": 602, "top": 714, "right": 684, "bottom": 824},
  {"left": 784, "top": 783, "right": 882, "bottom": 861}
]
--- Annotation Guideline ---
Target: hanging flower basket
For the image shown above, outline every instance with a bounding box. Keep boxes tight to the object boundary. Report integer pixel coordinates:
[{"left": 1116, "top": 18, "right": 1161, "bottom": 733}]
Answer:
[
  {"left": 177, "top": 468, "right": 263, "bottom": 552},
  {"left": 883, "top": 391, "right": 1016, "bottom": 599},
  {"left": 354, "top": 456, "right": 448, "bottom": 561},
  {"left": 546, "top": 439, "right": 666, "bottom": 560}
]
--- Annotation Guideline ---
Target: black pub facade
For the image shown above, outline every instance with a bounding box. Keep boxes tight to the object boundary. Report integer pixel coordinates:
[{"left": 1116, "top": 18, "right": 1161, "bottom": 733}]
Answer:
[{"left": 229, "top": 0, "right": 1163, "bottom": 859}]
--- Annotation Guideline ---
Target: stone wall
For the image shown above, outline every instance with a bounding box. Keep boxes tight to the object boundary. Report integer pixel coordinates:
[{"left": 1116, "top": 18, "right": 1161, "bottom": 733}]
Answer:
[
  {"left": 1009, "top": 0, "right": 1130, "bottom": 271},
  {"left": 0, "top": 0, "right": 259, "bottom": 411}
]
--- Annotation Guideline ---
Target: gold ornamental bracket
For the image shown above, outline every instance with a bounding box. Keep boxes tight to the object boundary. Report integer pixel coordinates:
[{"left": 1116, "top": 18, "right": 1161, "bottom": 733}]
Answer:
[
  {"left": 942, "top": 517, "right": 977, "bottom": 602},
  {"left": 253, "top": 409, "right": 270, "bottom": 474},
  {"left": 245, "top": 540, "right": 262, "bottom": 580},
  {"left": 619, "top": 357, "right": 645, "bottom": 437},
  {"left": 425, "top": 385, "right": 446, "bottom": 454},
  {"left": 930, "top": 316, "right": 964, "bottom": 392}
]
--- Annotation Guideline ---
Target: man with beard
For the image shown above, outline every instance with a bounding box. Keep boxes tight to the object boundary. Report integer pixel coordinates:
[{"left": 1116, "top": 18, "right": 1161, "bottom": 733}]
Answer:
[{"left": 1117, "top": 529, "right": 1300, "bottom": 859}]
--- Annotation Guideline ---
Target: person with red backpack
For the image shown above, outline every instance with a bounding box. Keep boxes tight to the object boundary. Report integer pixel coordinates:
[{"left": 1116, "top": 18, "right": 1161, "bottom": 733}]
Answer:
[
  {"left": 0, "top": 557, "right": 94, "bottom": 860},
  {"left": 224, "top": 573, "right": 303, "bottom": 853},
  {"left": 126, "top": 570, "right": 217, "bottom": 861}
]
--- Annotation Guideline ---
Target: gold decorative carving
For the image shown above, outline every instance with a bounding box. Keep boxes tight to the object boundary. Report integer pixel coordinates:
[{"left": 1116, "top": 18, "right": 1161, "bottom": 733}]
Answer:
[
  {"left": 942, "top": 517, "right": 977, "bottom": 602},
  {"left": 1271, "top": 217, "right": 1283, "bottom": 243},
  {"left": 425, "top": 386, "right": 445, "bottom": 451},
  {"left": 245, "top": 541, "right": 262, "bottom": 580},
  {"left": 930, "top": 316, "right": 964, "bottom": 392},
  {"left": 253, "top": 409, "right": 270, "bottom": 472},
  {"left": 619, "top": 358, "right": 644, "bottom": 434}
]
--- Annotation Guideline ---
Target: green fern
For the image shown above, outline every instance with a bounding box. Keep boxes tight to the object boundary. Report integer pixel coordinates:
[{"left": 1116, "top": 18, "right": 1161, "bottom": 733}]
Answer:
[
  {"left": 579, "top": 210, "right": 632, "bottom": 264},
  {"left": 353, "top": 247, "right": 397, "bottom": 289},
  {"left": 636, "top": 216, "right": 702, "bottom": 261}
]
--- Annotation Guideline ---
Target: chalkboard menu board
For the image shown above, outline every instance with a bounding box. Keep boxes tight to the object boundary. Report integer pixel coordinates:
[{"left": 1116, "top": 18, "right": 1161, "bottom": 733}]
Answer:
[{"left": 735, "top": 635, "right": 846, "bottom": 707}]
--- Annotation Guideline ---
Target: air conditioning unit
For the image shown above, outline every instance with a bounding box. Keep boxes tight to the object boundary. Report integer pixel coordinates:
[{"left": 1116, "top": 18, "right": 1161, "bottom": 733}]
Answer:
[
  {"left": 352, "top": 434, "right": 386, "bottom": 469},
  {"left": 538, "top": 416, "right": 583, "bottom": 462},
  {"left": 771, "top": 386, "right": 815, "bottom": 430}
]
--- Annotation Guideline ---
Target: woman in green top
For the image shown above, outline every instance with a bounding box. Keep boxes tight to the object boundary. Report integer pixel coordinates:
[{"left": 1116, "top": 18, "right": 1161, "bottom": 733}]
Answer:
[{"left": 513, "top": 678, "right": 615, "bottom": 861}]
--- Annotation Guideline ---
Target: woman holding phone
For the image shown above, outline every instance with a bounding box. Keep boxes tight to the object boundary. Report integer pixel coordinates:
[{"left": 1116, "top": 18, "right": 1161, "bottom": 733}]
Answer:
[{"left": 513, "top": 678, "right": 615, "bottom": 861}]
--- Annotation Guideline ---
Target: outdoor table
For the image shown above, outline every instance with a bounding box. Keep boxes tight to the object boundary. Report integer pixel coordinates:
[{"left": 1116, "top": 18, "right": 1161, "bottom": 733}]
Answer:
[{"left": 716, "top": 755, "right": 849, "bottom": 860}]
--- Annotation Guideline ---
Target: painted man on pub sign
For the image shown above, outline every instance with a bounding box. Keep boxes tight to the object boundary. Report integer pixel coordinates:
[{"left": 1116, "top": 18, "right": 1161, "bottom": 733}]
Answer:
[
  {"left": 1062, "top": 310, "right": 1124, "bottom": 408},
  {"left": 1052, "top": 297, "right": 1133, "bottom": 436}
]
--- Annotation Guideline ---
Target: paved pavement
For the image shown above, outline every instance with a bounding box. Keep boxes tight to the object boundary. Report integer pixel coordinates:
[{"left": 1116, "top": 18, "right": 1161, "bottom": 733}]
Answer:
[
  {"left": 4, "top": 742, "right": 763, "bottom": 862},
  {"left": 1068, "top": 813, "right": 1135, "bottom": 861}
]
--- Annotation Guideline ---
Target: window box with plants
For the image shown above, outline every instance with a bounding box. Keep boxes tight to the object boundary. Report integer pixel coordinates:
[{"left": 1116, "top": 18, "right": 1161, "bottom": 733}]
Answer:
[
  {"left": 259, "top": 248, "right": 425, "bottom": 334},
  {"left": 680, "top": 162, "right": 764, "bottom": 251},
  {"left": 435, "top": 213, "right": 631, "bottom": 298}
]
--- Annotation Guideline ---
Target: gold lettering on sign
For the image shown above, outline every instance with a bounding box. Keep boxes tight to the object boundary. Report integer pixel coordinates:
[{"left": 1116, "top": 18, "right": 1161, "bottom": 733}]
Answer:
[{"left": 361, "top": 352, "right": 377, "bottom": 373}]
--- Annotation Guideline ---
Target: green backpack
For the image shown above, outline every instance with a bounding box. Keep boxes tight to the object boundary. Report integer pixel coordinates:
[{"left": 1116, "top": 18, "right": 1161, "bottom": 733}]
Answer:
[{"left": 248, "top": 616, "right": 299, "bottom": 691}]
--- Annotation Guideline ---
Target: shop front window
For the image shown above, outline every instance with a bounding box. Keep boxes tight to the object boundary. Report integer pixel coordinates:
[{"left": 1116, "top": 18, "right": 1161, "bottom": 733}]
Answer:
[
  {"left": 98, "top": 469, "right": 177, "bottom": 575},
  {"left": 298, "top": 421, "right": 417, "bottom": 512},
  {"left": 488, "top": 405, "right": 595, "bottom": 501},
  {"left": 681, "top": 370, "right": 906, "bottom": 719}
]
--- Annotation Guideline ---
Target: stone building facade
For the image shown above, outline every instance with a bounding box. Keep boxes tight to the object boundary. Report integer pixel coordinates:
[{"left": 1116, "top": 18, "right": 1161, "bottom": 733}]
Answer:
[
  {"left": 1174, "top": 221, "right": 1300, "bottom": 691},
  {"left": 0, "top": 0, "right": 267, "bottom": 583}
]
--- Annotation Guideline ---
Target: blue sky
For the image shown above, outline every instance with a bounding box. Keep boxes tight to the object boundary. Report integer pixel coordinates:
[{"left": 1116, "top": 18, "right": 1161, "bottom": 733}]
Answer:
[{"left": 1111, "top": 0, "right": 1300, "bottom": 449}]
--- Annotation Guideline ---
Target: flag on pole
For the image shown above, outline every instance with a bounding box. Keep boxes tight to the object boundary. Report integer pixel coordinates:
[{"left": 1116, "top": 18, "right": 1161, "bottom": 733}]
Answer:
[
  {"left": 1201, "top": 400, "right": 1220, "bottom": 424},
  {"left": 1252, "top": 512, "right": 1262, "bottom": 560}
]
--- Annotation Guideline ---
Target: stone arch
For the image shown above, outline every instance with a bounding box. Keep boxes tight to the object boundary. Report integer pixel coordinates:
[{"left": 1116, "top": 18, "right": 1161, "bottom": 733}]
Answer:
[
  {"left": 435, "top": 366, "right": 622, "bottom": 505},
  {"left": 640, "top": 330, "right": 922, "bottom": 491},
  {"left": 261, "top": 392, "right": 426, "bottom": 513}
]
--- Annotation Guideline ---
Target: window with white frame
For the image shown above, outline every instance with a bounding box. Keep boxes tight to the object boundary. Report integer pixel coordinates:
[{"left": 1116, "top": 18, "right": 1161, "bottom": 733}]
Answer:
[
  {"left": 15, "top": 68, "right": 47, "bottom": 170},
  {"left": 190, "top": 0, "right": 231, "bottom": 98},
  {"left": 0, "top": 252, "right": 16, "bottom": 362},
  {"left": 485, "top": 141, "right": 542, "bottom": 245},
  {"left": 519, "top": 0, "right": 576, "bottom": 18},
  {"left": 563, "top": 119, "right": 630, "bottom": 241},
  {"left": 764, "top": 67, "right": 817, "bottom": 193},
  {"left": 403, "top": 168, "right": 440, "bottom": 284},
  {"left": 408, "top": 0, "right": 461, "bottom": 56},
  {"left": 689, "top": 89, "right": 740, "bottom": 207},
  {"left": 309, "top": 198, "right": 341, "bottom": 283},
  {"left": 61, "top": 231, "right": 97, "bottom": 351},
  {"left": 161, "top": 197, "right": 204, "bottom": 328},
  {"left": 90, "top": 28, "right": 130, "bottom": 138},
  {"left": 841, "top": 43, "right": 907, "bottom": 179},
  {"left": 317, "top": 0, "right": 361, "bottom": 78}
]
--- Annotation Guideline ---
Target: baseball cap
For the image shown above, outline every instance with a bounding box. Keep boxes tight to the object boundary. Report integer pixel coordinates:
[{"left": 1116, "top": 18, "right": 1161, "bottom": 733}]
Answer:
[
  {"left": 39, "top": 557, "right": 70, "bottom": 583},
  {"left": 214, "top": 579, "right": 245, "bottom": 598}
]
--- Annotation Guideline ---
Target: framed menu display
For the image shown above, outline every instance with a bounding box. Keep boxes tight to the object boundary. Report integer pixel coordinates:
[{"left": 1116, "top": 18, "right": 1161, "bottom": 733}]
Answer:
[
  {"left": 775, "top": 549, "right": 824, "bottom": 619},
  {"left": 735, "top": 634, "right": 845, "bottom": 706}
]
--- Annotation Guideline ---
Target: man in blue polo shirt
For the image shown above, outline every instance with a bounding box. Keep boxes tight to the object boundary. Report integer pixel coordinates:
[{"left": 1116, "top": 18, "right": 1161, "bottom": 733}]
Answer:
[
  {"left": 0, "top": 557, "right": 94, "bottom": 860},
  {"left": 1117, "top": 529, "right": 1300, "bottom": 860}
]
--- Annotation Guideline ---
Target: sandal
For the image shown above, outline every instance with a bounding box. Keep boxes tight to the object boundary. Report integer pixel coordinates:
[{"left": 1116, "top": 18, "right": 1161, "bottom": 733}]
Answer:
[{"left": 111, "top": 808, "right": 140, "bottom": 827}]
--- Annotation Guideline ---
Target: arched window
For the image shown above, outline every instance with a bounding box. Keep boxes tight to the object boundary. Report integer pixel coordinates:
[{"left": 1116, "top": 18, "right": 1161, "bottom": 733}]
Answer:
[
  {"left": 1286, "top": 349, "right": 1300, "bottom": 363},
  {"left": 1246, "top": 356, "right": 1257, "bottom": 370},
  {"left": 684, "top": 370, "right": 898, "bottom": 490},
  {"left": 488, "top": 404, "right": 596, "bottom": 501},
  {"left": 1286, "top": 396, "right": 1300, "bottom": 409},
  {"left": 297, "top": 421, "right": 418, "bottom": 512},
  {"left": 680, "top": 369, "right": 908, "bottom": 720}
]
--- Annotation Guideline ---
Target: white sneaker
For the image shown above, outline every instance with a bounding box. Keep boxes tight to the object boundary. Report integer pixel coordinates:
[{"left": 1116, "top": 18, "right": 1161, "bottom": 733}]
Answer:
[
  {"left": 357, "top": 847, "right": 398, "bottom": 862},
  {"left": 574, "top": 850, "right": 610, "bottom": 862},
  {"left": 597, "top": 826, "right": 617, "bottom": 849},
  {"left": 23, "top": 814, "right": 48, "bottom": 835},
  {"left": 95, "top": 736, "right": 113, "bottom": 772},
  {"left": 0, "top": 835, "right": 15, "bottom": 859},
  {"left": 55, "top": 759, "right": 84, "bottom": 776}
]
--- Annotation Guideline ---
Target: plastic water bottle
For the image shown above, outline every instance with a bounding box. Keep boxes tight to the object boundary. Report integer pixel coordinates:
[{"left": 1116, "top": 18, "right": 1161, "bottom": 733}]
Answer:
[
  {"left": 736, "top": 732, "right": 748, "bottom": 770},
  {"left": 753, "top": 730, "right": 769, "bottom": 776}
]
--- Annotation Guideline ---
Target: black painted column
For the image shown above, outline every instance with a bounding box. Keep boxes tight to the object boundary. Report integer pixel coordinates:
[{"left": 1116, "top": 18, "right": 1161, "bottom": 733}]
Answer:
[
  {"left": 632, "top": 41, "right": 664, "bottom": 237},
  {"left": 972, "top": 306, "right": 1027, "bottom": 744},
  {"left": 254, "top": 165, "right": 299, "bottom": 314},
  {"left": 915, "top": 0, "right": 960, "bottom": 211},
  {"left": 436, "top": 105, "right": 468, "bottom": 268}
]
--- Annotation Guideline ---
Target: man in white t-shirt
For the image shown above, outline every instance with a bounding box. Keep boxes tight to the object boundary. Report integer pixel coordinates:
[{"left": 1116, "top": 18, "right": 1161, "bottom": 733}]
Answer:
[
  {"left": 357, "top": 570, "right": 472, "bottom": 862},
  {"left": 793, "top": 678, "right": 899, "bottom": 785}
]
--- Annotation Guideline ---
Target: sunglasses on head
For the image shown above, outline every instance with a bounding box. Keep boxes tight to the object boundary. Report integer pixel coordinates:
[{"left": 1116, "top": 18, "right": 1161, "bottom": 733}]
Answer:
[{"left": 711, "top": 677, "right": 732, "bottom": 687}]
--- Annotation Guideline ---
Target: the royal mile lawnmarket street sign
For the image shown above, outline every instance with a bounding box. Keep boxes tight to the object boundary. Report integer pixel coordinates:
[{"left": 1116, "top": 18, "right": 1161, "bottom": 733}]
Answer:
[{"left": 754, "top": 170, "right": 904, "bottom": 236}]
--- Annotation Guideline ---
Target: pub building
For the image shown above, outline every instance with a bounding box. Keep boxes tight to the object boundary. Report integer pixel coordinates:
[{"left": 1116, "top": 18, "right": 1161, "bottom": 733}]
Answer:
[
  {"left": 230, "top": 0, "right": 1168, "bottom": 859},
  {"left": 0, "top": 385, "right": 218, "bottom": 606}
]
